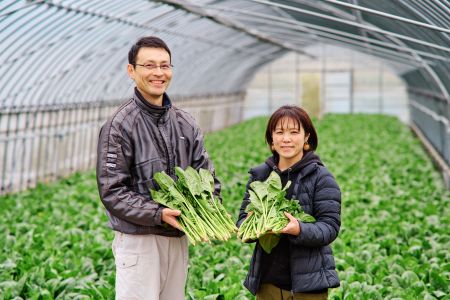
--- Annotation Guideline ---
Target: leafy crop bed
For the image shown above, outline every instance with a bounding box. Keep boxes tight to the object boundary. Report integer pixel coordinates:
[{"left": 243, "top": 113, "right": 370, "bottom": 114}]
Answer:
[{"left": 0, "top": 115, "right": 448, "bottom": 299}]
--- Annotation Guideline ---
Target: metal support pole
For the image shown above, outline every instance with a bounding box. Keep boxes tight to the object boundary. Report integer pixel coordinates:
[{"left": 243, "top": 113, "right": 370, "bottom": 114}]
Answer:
[
  {"left": 379, "top": 63, "right": 384, "bottom": 114},
  {"left": 350, "top": 50, "right": 355, "bottom": 114},
  {"left": 268, "top": 64, "right": 273, "bottom": 113},
  {"left": 295, "top": 53, "right": 300, "bottom": 106},
  {"left": 320, "top": 44, "right": 327, "bottom": 118},
  {"left": 350, "top": 68, "right": 354, "bottom": 114}
]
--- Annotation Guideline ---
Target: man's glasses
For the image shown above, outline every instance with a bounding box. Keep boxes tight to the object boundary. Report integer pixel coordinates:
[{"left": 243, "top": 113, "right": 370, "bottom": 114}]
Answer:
[{"left": 135, "top": 63, "right": 173, "bottom": 71}]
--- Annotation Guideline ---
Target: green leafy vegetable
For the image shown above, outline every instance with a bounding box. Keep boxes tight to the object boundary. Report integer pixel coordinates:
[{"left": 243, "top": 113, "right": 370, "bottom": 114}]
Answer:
[
  {"left": 151, "top": 167, "right": 237, "bottom": 245},
  {"left": 1, "top": 115, "right": 448, "bottom": 299},
  {"left": 237, "top": 171, "right": 315, "bottom": 253}
]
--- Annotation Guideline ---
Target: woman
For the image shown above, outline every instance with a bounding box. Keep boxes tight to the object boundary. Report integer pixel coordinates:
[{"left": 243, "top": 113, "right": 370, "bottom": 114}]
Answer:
[{"left": 237, "top": 105, "right": 341, "bottom": 299}]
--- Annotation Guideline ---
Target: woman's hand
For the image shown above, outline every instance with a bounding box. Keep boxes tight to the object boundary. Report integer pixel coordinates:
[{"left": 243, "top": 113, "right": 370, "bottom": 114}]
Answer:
[{"left": 280, "top": 212, "right": 301, "bottom": 236}]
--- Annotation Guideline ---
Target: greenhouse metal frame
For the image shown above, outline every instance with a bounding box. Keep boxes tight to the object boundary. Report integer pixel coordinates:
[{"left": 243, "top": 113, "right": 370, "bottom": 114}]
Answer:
[{"left": 0, "top": 0, "right": 449, "bottom": 193}]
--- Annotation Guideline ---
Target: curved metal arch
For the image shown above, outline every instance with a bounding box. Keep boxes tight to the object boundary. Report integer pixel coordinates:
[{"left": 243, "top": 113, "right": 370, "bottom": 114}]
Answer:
[
  {"left": 51, "top": 1, "right": 197, "bottom": 102},
  {"left": 3, "top": 4, "right": 122, "bottom": 106},
  {"left": 1, "top": 0, "right": 448, "bottom": 105},
  {"left": 175, "top": 40, "right": 282, "bottom": 94},
  {"left": 2, "top": 7, "right": 90, "bottom": 66},
  {"left": 159, "top": 11, "right": 272, "bottom": 58},
  {"left": 395, "top": 1, "right": 450, "bottom": 52},
  {"left": 37, "top": 1, "right": 143, "bottom": 104},
  {"left": 0, "top": 4, "right": 48, "bottom": 62},
  {"left": 168, "top": 30, "right": 282, "bottom": 94},
  {"left": 63, "top": 13, "right": 234, "bottom": 103},
  {"left": 1, "top": 7, "right": 68, "bottom": 68},
  {"left": 164, "top": 24, "right": 281, "bottom": 90},
  {"left": 178, "top": 4, "right": 450, "bottom": 63},
  {"left": 41, "top": 18, "right": 147, "bottom": 105},
  {"left": 0, "top": 5, "right": 58, "bottom": 103},
  {"left": 214, "top": 53, "right": 277, "bottom": 92},
  {"left": 74, "top": 0, "right": 132, "bottom": 13},
  {"left": 0, "top": 6, "right": 80, "bottom": 107},
  {"left": 227, "top": 9, "right": 447, "bottom": 64},
  {"left": 373, "top": 2, "right": 449, "bottom": 97},
  {"left": 15, "top": 0, "right": 166, "bottom": 105},
  {"left": 64, "top": 7, "right": 276, "bottom": 99},
  {"left": 249, "top": 0, "right": 450, "bottom": 53},
  {"left": 127, "top": 2, "right": 175, "bottom": 25},
  {"left": 374, "top": 1, "right": 448, "bottom": 53},
  {"left": 190, "top": 0, "right": 449, "bottom": 97},
  {"left": 358, "top": 1, "right": 447, "bottom": 58},
  {"left": 4, "top": 9, "right": 101, "bottom": 107},
  {"left": 324, "top": 0, "right": 450, "bottom": 33},
  {"left": 86, "top": 26, "right": 260, "bottom": 99},
  {"left": 1, "top": 0, "right": 449, "bottom": 193},
  {"left": 411, "top": 1, "right": 449, "bottom": 28},
  {"left": 61, "top": 7, "right": 241, "bottom": 102},
  {"left": 76, "top": 34, "right": 143, "bottom": 104},
  {"left": 0, "top": 3, "right": 41, "bottom": 55},
  {"left": 59, "top": 27, "right": 149, "bottom": 105},
  {"left": 0, "top": 0, "right": 41, "bottom": 19},
  {"left": 1, "top": 5, "right": 167, "bottom": 105}
]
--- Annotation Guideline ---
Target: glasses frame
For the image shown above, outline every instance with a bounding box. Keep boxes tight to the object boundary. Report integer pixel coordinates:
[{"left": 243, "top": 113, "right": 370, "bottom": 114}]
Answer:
[{"left": 134, "top": 63, "right": 174, "bottom": 71}]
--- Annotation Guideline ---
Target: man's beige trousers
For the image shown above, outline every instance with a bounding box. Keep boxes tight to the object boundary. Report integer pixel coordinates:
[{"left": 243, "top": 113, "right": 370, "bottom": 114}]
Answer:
[{"left": 112, "top": 232, "right": 188, "bottom": 300}]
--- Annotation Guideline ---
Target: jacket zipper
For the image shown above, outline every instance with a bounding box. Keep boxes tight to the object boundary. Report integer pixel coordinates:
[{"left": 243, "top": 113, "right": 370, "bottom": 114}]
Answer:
[
  {"left": 290, "top": 171, "right": 301, "bottom": 295},
  {"left": 157, "top": 110, "right": 174, "bottom": 176}
]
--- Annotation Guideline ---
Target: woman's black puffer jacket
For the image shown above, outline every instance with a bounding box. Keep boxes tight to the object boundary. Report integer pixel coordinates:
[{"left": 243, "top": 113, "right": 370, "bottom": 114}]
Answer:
[{"left": 237, "top": 152, "right": 341, "bottom": 294}]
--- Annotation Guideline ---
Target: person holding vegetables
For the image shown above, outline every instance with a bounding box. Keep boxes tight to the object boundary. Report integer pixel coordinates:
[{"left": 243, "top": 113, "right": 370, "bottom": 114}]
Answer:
[
  {"left": 96, "top": 36, "right": 220, "bottom": 300},
  {"left": 237, "top": 105, "right": 341, "bottom": 299}
]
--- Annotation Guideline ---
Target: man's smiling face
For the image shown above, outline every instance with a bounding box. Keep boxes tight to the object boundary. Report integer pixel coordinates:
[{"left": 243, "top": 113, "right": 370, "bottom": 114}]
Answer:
[{"left": 128, "top": 47, "right": 172, "bottom": 105}]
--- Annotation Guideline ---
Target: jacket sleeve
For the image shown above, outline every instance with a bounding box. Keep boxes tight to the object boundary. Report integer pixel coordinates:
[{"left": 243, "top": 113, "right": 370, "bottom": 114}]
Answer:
[
  {"left": 190, "top": 123, "right": 221, "bottom": 198},
  {"left": 288, "top": 168, "right": 341, "bottom": 247},
  {"left": 236, "top": 171, "right": 255, "bottom": 228},
  {"left": 96, "top": 121, "right": 163, "bottom": 226}
]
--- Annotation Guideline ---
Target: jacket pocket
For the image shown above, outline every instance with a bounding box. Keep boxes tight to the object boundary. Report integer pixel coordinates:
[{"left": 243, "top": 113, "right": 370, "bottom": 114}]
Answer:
[
  {"left": 132, "top": 158, "right": 164, "bottom": 193},
  {"left": 133, "top": 158, "right": 164, "bottom": 179},
  {"left": 116, "top": 254, "right": 139, "bottom": 269}
]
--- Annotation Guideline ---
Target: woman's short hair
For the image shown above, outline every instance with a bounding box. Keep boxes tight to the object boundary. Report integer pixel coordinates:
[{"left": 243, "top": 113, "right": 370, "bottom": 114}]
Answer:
[{"left": 265, "top": 105, "right": 318, "bottom": 156}]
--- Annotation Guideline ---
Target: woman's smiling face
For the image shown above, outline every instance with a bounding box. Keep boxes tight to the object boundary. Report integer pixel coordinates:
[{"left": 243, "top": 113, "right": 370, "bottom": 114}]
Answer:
[{"left": 272, "top": 117, "right": 309, "bottom": 166}]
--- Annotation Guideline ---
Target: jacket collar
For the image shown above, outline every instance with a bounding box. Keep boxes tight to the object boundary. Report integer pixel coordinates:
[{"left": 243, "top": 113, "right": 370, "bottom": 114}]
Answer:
[
  {"left": 133, "top": 87, "right": 172, "bottom": 119},
  {"left": 265, "top": 151, "right": 323, "bottom": 179}
]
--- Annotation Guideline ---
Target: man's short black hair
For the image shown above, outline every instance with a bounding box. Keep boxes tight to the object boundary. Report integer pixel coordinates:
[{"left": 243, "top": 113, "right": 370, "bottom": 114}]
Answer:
[{"left": 128, "top": 36, "right": 171, "bottom": 65}]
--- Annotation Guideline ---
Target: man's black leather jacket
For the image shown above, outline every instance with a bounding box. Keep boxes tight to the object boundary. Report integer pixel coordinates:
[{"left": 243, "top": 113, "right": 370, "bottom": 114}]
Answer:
[{"left": 96, "top": 90, "right": 220, "bottom": 236}]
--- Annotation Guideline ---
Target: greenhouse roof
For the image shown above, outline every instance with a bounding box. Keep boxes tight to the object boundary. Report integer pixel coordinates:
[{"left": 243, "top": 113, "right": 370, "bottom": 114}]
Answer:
[{"left": 0, "top": 0, "right": 449, "bottom": 108}]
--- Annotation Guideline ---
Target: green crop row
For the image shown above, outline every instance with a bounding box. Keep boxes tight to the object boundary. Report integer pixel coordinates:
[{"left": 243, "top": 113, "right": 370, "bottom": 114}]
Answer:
[{"left": 0, "top": 114, "right": 448, "bottom": 299}]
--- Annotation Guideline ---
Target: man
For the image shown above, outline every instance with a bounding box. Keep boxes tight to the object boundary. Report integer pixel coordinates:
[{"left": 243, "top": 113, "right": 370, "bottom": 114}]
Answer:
[{"left": 96, "top": 36, "right": 220, "bottom": 299}]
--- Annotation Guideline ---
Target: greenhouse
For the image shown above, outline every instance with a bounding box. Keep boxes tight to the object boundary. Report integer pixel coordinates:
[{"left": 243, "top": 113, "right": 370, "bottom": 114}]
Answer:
[{"left": 0, "top": 0, "right": 449, "bottom": 299}]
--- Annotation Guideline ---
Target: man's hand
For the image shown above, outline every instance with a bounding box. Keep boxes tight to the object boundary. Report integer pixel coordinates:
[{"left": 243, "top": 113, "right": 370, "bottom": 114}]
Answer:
[
  {"left": 162, "top": 208, "right": 182, "bottom": 230},
  {"left": 280, "top": 212, "right": 301, "bottom": 236}
]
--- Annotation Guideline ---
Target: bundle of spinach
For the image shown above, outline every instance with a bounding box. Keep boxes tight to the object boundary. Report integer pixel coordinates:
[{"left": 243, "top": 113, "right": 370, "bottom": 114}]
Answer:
[
  {"left": 150, "top": 166, "right": 237, "bottom": 245},
  {"left": 237, "top": 171, "right": 316, "bottom": 253}
]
